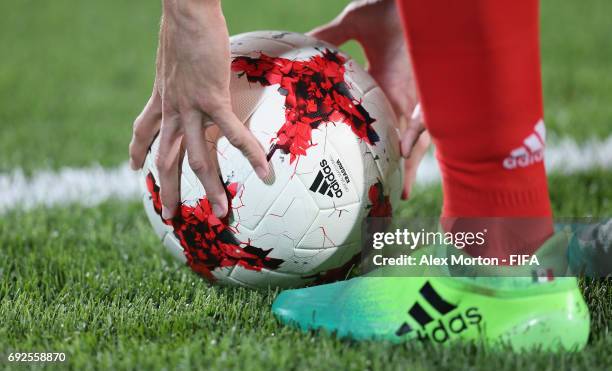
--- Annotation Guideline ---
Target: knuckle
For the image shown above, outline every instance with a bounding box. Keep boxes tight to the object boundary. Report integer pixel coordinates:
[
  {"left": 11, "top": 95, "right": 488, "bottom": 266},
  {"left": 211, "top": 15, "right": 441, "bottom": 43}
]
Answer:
[
  {"left": 206, "top": 184, "right": 222, "bottom": 197},
  {"left": 199, "top": 96, "right": 229, "bottom": 115},
  {"left": 161, "top": 100, "right": 178, "bottom": 117},
  {"left": 132, "top": 120, "right": 148, "bottom": 141},
  {"left": 407, "top": 125, "right": 422, "bottom": 135},
  {"left": 176, "top": 101, "right": 194, "bottom": 117},
  {"left": 187, "top": 157, "right": 209, "bottom": 174},
  {"left": 155, "top": 154, "right": 173, "bottom": 174},
  {"left": 198, "top": 101, "right": 216, "bottom": 114},
  {"left": 179, "top": 109, "right": 200, "bottom": 126},
  {"left": 226, "top": 131, "right": 247, "bottom": 150}
]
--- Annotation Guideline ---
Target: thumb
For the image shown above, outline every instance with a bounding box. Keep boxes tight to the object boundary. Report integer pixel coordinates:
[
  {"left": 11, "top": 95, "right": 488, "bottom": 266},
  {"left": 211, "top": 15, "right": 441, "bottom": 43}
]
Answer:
[
  {"left": 400, "top": 104, "right": 425, "bottom": 158},
  {"left": 402, "top": 130, "right": 430, "bottom": 200},
  {"left": 129, "top": 89, "right": 162, "bottom": 170},
  {"left": 308, "top": 18, "right": 353, "bottom": 47}
]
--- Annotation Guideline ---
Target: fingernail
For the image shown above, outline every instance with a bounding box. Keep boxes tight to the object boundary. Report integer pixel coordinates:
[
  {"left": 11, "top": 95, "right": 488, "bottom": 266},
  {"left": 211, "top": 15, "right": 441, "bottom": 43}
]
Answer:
[
  {"left": 212, "top": 203, "right": 227, "bottom": 218},
  {"left": 257, "top": 163, "right": 275, "bottom": 185},
  {"left": 401, "top": 190, "right": 409, "bottom": 200},
  {"left": 264, "top": 162, "right": 275, "bottom": 185},
  {"left": 400, "top": 140, "right": 412, "bottom": 159},
  {"left": 162, "top": 206, "right": 174, "bottom": 220},
  {"left": 411, "top": 103, "right": 422, "bottom": 120},
  {"left": 255, "top": 163, "right": 270, "bottom": 179}
]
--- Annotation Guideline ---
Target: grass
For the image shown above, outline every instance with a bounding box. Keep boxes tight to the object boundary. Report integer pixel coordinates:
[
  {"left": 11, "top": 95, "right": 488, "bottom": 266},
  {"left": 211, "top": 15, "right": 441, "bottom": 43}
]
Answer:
[
  {"left": 0, "top": 0, "right": 610, "bottom": 369},
  {"left": 1, "top": 174, "right": 610, "bottom": 370}
]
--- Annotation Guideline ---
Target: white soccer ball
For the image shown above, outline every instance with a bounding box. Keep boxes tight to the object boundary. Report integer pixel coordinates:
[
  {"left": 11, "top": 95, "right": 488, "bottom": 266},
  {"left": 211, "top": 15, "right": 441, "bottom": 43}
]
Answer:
[{"left": 141, "top": 31, "right": 402, "bottom": 288}]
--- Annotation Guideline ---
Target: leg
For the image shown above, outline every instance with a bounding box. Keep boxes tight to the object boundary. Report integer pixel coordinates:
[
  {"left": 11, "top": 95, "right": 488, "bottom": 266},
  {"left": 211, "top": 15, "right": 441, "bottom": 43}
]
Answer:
[
  {"left": 271, "top": 0, "right": 590, "bottom": 350},
  {"left": 397, "top": 0, "right": 553, "bottom": 257}
]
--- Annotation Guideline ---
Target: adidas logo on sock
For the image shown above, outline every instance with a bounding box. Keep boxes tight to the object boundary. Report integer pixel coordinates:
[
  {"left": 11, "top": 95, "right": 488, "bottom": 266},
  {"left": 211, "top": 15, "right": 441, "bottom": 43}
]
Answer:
[
  {"left": 395, "top": 281, "right": 483, "bottom": 343},
  {"left": 503, "top": 119, "right": 546, "bottom": 170},
  {"left": 309, "top": 159, "right": 344, "bottom": 198}
]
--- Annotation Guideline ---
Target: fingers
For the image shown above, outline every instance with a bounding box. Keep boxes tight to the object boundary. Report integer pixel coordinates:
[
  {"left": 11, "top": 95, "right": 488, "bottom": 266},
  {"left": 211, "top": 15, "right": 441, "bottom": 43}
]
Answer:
[
  {"left": 402, "top": 131, "right": 431, "bottom": 200},
  {"left": 183, "top": 111, "right": 229, "bottom": 218},
  {"left": 211, "top": 108, "right": 270, "bottom": 181},
  {"left": 308, "top": 13, "right": 353, "bottom": 46},
  {"left": 155, "top": 114, "right": 182, "bottom": 220},
  {"left": 399, "top": 104, "right": 430, "bottom": 199},
  {"left": 130, "top": 90, "right": 162, "bottom": 170},
  {"left": 400, "top": 104, "right": 425, "bottom": 158}
]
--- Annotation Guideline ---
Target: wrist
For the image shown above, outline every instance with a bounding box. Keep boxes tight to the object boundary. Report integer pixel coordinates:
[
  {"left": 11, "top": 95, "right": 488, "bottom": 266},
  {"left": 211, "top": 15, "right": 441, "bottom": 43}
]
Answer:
[{"left": 163, "top": 0, "right": 220, "bottom": 20}]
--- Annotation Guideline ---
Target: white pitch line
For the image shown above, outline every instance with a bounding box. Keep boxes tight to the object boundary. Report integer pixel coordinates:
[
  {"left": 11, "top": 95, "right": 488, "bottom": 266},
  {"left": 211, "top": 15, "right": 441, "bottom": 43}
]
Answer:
[
  {"left": 0, "top": 163, "right": 140, "bottom": 214},
  {"left": 0, "top": 136, "right": 611, "bottom": 214}
]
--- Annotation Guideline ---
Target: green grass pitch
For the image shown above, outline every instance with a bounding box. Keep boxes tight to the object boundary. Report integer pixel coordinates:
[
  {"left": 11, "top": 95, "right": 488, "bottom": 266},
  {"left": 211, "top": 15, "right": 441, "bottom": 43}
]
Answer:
[{"left": 0, "top": 0, "right": 610, "bottom": 370}]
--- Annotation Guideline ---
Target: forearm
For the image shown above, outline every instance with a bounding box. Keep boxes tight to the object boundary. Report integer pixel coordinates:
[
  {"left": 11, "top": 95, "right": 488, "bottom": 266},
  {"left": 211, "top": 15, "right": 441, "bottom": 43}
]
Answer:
[{"left": 159, "top": 0, "right": 229, "bottom": 67}]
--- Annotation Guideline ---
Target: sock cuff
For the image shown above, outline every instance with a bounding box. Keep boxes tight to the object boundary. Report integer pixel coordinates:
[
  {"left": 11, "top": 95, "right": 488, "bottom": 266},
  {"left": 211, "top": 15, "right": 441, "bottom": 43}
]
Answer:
[{"left": 441, "top": 171, "right": 552, "bottom": 218}]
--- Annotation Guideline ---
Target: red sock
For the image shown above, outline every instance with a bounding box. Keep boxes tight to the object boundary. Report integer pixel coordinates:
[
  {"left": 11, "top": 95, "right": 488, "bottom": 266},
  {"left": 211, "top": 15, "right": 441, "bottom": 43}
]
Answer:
[{"left": 396, "top": 0, "right": 553, "bottom": 256}]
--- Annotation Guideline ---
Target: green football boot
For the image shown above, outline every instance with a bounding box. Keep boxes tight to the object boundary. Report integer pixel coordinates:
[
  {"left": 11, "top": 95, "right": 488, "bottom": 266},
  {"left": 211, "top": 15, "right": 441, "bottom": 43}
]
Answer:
[{"left": 272, "top": 231, "right": 590, "bottom": 351}]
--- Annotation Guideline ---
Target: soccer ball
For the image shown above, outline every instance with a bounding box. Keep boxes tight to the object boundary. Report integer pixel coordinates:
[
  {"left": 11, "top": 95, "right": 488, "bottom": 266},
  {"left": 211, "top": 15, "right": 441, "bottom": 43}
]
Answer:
[{"left": 141, "top": 31, "right": 401, "bottom": 288}]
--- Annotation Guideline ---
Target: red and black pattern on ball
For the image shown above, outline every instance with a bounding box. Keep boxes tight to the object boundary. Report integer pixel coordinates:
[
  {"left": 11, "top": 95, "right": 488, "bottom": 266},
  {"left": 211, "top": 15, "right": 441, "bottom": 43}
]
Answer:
[
  {"left": 146, "top": 173, "right": 283, "bottom": 282},
  {"left": 231, "top": 49, "right": 379, "bottom": 164},
  {"left": 366, "top": 180, "right": 392, "bottom": 217},
  {"left": 305, "top": 252, "right": 360, "bottom": 286}
]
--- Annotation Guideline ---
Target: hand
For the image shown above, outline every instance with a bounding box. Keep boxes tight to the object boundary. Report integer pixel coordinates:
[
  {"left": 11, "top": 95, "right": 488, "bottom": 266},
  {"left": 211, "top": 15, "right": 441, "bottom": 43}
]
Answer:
[
  {"left": 310, "top": 0, "right": 430, "bottom": 199},
  {"left": 129, "top": 0, "right": 269, "bottom": 219}
]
